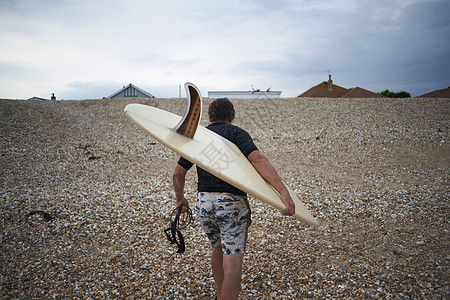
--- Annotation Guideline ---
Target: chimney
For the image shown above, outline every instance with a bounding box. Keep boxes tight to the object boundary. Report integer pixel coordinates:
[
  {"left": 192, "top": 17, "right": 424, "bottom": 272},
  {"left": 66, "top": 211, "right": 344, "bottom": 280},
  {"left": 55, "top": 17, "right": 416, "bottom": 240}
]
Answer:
[{"left": 327, "top": 74, "right": 333, "bottom": 91}]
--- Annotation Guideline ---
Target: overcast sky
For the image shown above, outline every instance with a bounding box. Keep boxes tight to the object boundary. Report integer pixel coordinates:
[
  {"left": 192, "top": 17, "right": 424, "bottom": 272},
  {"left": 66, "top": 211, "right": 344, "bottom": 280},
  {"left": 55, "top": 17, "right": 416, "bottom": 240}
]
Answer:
[{"left": 0, "top": 0, "right": 449, "bottom": 99}]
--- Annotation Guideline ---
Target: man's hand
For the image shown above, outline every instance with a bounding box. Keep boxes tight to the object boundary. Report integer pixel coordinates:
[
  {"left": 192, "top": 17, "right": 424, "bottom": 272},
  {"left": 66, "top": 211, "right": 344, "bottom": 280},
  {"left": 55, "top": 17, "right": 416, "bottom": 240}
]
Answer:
[
  {"left": 176, "top": 196, "right": 189, "bottom": 213},
  {"left": 280, "top": 192, "right": 295, "bottom": 216}
]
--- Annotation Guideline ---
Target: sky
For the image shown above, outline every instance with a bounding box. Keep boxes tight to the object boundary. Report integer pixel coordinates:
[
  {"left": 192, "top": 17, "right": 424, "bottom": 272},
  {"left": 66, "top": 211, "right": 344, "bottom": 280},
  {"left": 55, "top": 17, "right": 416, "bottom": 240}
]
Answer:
[{"left": 0, "top": 0, "right": 449, "bottom": 99}]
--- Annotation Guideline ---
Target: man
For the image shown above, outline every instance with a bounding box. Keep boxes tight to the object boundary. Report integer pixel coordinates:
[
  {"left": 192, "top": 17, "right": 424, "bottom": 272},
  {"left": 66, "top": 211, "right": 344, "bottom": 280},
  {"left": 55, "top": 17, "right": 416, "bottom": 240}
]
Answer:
[{"left": 172, "top": 98, "right": 295, "bottom": 299}]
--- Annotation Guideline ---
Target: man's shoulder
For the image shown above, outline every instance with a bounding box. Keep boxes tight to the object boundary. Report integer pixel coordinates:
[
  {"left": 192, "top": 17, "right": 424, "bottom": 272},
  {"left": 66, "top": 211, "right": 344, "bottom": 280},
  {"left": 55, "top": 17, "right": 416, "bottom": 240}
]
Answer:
[
  {"left": 225, "top": 123, "right": 245, "bottom": 132},
  {"left": 207, "top": 122, "right": 257, "bottom": 156},
  {"left": 207, "top": 122, "right": 240, "bottom": 130},
  {"left": 208, "top": 123, "right": 247, "bottom": 134}
]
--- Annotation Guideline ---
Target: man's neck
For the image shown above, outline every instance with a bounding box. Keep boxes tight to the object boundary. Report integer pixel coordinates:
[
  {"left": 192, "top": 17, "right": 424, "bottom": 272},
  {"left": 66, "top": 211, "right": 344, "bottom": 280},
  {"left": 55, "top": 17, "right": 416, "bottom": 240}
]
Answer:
[{"left": 210, "top": 120, "right": 232, "bottom": 125}]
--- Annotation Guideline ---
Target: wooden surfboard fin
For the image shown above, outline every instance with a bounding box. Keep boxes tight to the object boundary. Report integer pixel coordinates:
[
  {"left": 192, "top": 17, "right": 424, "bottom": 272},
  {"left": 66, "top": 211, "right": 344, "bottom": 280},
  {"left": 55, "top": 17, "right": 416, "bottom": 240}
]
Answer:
[{"left": 174, "top": 82, "right": 203, "bottom": 138}]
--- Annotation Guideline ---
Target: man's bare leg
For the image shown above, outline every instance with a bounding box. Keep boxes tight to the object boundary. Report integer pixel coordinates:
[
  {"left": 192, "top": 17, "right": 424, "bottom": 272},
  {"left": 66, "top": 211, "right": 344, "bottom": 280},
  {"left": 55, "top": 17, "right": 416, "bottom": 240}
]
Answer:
[
  {"left": 211, "top": 246, "right": 224, "bottom": 296},
  {"left": 211, "top": 246, "right": 244, "bottom": 299},
  {"left": 221, "top": 253, "right": 245, "bottom": 299}
]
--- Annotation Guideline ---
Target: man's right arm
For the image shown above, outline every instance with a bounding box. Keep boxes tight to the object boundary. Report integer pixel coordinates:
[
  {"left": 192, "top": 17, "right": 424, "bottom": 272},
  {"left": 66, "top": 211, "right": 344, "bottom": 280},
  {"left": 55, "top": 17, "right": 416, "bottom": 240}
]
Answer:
[{"left": 247, "top": 150, "right": 295, "bottom": 216}]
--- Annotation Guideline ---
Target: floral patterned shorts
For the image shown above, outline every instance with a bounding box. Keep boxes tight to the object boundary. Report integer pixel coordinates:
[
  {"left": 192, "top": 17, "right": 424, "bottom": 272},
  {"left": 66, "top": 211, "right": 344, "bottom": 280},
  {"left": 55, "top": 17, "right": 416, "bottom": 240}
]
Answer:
[{"left": 195, "top": 193, "right": 251, "bottom": 255}]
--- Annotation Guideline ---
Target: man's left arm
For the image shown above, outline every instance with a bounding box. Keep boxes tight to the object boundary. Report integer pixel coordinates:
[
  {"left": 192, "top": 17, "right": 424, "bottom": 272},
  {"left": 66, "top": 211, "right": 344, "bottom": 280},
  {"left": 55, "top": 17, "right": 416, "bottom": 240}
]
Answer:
[{"left": 247, "top": 150, "right": 295, "bottom": 216}]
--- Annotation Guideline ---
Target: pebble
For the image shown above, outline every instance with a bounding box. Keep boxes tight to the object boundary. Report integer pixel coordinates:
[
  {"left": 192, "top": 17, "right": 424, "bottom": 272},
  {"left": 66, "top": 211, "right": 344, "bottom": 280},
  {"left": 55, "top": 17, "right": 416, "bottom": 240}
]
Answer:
[{"left": 0, "top": 97, "right": 448, "bottom": 298}]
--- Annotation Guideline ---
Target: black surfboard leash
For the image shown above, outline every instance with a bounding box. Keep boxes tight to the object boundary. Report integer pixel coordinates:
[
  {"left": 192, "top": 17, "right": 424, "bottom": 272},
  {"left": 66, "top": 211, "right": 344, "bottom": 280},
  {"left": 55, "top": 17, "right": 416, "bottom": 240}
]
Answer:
[{"left": 164, "top": 206, "right": 193, "bottom": 254}]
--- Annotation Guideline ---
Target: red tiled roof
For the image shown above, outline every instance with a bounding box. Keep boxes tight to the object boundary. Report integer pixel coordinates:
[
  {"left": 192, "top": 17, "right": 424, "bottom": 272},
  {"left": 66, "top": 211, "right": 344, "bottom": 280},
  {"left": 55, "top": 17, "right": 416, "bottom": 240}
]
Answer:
[
  {"left": 298, "top": 76, "right": 382, "bottom": 98},
  {"left": 417, "top": 87, "right": 450, "bottom": 98},
  {"left": 298, "top": 81, "right": 348, "bottom": 98},
  {"left": 342, "top": 87, "right": 386, "bottom": 98}
]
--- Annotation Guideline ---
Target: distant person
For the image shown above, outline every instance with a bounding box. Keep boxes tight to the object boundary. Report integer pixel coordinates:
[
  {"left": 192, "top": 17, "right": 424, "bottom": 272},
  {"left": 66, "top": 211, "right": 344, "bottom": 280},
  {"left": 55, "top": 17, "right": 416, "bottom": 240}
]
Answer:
[{"left": 172, "top": 98, "right": 295, "bottom": 299}]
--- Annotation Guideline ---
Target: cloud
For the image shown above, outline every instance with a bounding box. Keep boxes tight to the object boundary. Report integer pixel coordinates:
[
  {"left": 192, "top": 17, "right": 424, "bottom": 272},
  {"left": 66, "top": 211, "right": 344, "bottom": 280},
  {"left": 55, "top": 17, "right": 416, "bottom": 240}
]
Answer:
[
  {"left": 60, "top": 81, "right": 121, "bottom": 100},
  {"left": 0, "top": 0, "right": 448, "bottom": 98}
]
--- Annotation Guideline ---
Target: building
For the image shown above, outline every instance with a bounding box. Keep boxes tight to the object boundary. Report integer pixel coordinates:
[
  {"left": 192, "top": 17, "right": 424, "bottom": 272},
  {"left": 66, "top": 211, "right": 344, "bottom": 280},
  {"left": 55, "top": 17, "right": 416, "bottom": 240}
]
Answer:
[
  {"left": 28, "top": 96, "right": 49, "bottom": 101},
  {"left": 108, "top": 84, "right": 155, "bottom": 99},
  {"left": 28, "top": 93, "right": 56, "bottom": 101},
  {"left": 341, "top": 87, "right": 385, "bottom": 98},
  {"left": 417, "top": 87, "right": 450, "bottom": 98},
  {"left": 298, "top": 75, "right": 385, "bottom": 98},
  {"left": 208, "top": 90, "right": 281, "bottom": 99}
]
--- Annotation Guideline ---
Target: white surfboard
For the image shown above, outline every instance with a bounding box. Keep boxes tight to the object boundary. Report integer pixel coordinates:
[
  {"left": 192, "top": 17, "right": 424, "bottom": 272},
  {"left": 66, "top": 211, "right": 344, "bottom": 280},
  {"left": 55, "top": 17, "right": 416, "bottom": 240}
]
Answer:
[{"left": 124, "top": 83, "right": 319, "bottom": 226}]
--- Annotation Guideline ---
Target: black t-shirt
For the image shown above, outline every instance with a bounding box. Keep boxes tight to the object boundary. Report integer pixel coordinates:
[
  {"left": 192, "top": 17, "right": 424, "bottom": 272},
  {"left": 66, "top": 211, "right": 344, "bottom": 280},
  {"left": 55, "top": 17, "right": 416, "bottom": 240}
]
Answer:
[{"left": 177, "top": 122, "right": 258, "bottom": 195}]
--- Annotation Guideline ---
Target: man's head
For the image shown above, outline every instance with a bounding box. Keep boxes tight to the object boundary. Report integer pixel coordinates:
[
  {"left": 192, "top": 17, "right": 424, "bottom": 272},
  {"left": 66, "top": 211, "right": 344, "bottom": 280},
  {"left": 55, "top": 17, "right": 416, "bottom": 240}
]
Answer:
[{"left": 208, "top": 98, "right": 235, "bottom": 123}]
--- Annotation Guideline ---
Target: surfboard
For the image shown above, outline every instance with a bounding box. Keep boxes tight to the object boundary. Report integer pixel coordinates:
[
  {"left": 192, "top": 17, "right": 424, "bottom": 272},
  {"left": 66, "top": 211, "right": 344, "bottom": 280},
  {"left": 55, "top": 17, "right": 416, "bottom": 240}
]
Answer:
[{"left": 124, "top": 82, "right": 319, "bottom": 226}]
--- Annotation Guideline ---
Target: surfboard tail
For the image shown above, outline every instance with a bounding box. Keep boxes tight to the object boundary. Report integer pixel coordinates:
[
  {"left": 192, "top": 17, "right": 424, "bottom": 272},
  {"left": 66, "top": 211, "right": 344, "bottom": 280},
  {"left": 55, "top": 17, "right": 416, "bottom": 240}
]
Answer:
[{"left": 174, "top": 82, "right": 203, "bottom": 138}]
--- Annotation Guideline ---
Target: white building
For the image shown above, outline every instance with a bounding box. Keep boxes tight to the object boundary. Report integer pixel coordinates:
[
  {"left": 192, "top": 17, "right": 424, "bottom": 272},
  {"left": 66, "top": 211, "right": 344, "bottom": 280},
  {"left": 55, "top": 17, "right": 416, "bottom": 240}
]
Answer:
[{"left": 208, "top": 90, "right": 282, "bottom": 99}]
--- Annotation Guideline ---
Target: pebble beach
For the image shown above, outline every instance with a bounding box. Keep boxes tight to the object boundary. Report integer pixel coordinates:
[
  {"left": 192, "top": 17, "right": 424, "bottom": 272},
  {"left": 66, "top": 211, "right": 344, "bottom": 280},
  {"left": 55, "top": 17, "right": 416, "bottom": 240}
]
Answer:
[{"left": 1, "top": 97, "right": 448, "bottom": 299}]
